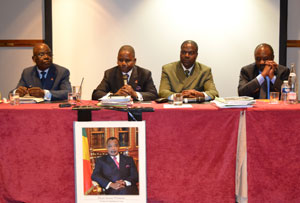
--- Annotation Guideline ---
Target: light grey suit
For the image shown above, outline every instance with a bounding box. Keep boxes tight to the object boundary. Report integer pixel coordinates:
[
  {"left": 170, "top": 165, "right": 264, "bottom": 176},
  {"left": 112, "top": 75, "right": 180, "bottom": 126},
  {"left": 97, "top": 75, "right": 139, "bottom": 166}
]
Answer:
[{"left": 159, "top": 61, "right": 219, "bottom": 99}]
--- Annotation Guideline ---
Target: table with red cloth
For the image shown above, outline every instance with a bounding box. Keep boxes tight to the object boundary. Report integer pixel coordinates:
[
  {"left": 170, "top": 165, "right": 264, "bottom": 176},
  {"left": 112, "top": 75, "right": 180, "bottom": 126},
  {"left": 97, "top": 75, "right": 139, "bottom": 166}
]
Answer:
[
  {"left": 0, "top": 101, "right": 240, "bottom": 203},
  {"left": 1, "top": 101, "right": 300, "bottom": 203},
  {"left": 245, "top": 102, "right": 300, "bottom": 203}
]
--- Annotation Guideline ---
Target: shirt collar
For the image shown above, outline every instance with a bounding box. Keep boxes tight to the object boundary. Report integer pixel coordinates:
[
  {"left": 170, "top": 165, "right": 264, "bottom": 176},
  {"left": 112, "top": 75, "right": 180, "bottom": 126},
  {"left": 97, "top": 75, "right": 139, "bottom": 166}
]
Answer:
[
  {"left": 36, "top": 67, "right": 50, "bottom": 79},
  {"left": 122, "top": 68, "right": 133, "bottom": 79},
  {"left": 181, "top": 63, "right": 194, "bottom": 73},
  {"left": 111, "top": 154, "right": 120, "bottom": 162}
]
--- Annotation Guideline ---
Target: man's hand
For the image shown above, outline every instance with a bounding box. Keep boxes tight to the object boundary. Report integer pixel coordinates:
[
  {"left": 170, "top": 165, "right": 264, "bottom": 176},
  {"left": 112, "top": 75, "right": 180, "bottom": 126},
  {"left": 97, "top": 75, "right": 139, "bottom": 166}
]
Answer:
[
  {"left": 182, "top": 89, "right": 204, "bottom": 98},
  {"left": 265, "top": 60, "right": 278, "bottom": 79},
  {"left": 16, "top": 86, "right": 28, "bottom": 97},
  {"left": 28, "top": 87, "right": 45, "bottom": 98},
  {"left": 261, "top": 60, "right": 278, "bottom": 79},
  {"left": 110, "top": 180, "right": 126, "bottom": 190},
  {"left": 115, "top": 85, "right": 137, "bottom": 99}
]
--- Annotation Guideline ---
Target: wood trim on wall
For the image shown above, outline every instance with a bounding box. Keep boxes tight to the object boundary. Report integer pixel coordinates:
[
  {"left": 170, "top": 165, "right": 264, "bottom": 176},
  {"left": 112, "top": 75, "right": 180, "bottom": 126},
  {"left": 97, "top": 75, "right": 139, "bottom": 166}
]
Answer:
[
  {"left": 0, "top": 40, "right": 44, "bottom": 47},
  {"left": 287, "top": 40, "right": 300, "bottom": 47}
]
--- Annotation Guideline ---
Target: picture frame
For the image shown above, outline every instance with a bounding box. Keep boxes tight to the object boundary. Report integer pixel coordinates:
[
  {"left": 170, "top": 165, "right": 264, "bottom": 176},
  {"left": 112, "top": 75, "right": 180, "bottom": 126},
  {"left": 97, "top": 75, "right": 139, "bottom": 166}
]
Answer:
[{"left": 74, "top": 121, "right": 146, "bottom": 203}]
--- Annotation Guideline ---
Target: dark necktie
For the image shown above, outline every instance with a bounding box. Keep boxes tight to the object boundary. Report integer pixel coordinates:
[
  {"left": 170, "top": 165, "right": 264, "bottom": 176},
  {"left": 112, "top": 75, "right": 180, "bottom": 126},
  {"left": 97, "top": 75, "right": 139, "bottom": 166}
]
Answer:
[
  {"left": 185, "top": 70, "right": 190, "bottom": 78},
  {"left": 41, "top": 71, "right": 46, "bottom": 87}
]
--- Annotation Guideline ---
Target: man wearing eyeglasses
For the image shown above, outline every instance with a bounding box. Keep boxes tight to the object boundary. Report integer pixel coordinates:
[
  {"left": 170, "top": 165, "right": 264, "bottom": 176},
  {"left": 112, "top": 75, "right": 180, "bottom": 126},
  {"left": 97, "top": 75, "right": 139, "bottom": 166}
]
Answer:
[
  {"left": 238, "top": 43, "right": 290, "bottom": 99},
  {"left": 13, "top": 43, "right": 71, "bottom": 101},
  {"left": 159, "top": 40, "right": 219, "bottom": 101}
]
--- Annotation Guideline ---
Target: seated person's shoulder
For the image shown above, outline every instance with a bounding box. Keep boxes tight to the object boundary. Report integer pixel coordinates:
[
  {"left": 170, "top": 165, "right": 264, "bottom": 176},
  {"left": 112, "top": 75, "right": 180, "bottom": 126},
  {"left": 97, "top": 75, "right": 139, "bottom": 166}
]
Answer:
[
  {"left": 240, "top": 63, "right": 255, "bottom": 72},
  {"left": 162, "top": 61, "right": 180, "bottom": 70},
  {"left": 53, "top": 63, "right": 70, "bottom": 72},
  {"left": 135, "top": 65, "right": 152, "bottom": 74},
  {"left": 197, "top": 62, "right": 211, "bottom": 71}
]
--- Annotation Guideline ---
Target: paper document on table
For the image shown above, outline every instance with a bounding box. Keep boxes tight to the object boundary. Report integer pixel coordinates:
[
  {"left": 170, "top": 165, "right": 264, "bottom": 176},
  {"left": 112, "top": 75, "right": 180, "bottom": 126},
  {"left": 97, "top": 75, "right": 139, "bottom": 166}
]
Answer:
[
  {"left": 212, "top": 96, "right": 255, "bottom": 108},
  {"left": 163, "top": 104, "right": 193, "bottom": 108},
  {"left": 19, "top": 96, "right": 44, "bottom": 104},
  {"left": 98, "top": 95, "right": 132, "bottom": 107}
]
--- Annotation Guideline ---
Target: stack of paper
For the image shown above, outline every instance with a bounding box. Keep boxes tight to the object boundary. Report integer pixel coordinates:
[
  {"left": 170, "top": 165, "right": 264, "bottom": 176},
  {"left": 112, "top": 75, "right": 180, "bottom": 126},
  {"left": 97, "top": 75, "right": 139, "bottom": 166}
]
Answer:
[
  {"left": 98, "top": 96, "right": 132, "bottom": 107},
  {"left": 19, "top": 96, "right": 44, "bottom": 104},
  {"left": 212, "top": 96, "right": 255, "bottom": 108}
]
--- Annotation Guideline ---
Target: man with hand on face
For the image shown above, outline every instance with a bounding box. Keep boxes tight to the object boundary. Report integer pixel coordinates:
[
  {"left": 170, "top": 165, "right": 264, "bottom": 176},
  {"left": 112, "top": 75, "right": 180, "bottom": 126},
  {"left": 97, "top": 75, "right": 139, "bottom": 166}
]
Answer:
[
  {"left": 92, "top": 45, "right": 158, "bottom": 101},
  {"left": 13, "top": 43, "right": 71, "bottom": 101},
  {"left": 238, "top": 43, "right": 290, "bottom": 99},
  {"left": 91, "top": 137, "right": 139, "bottom": 195},
  {"left": 159, "top": 40, "right": 219, "bottom": 100}
]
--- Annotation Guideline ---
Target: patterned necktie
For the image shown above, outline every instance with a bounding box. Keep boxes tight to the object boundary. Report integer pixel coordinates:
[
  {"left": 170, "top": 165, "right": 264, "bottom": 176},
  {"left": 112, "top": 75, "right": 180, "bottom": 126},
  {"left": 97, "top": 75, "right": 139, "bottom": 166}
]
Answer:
[
  {"left": 184, "top": 70, "right": 190, "bottom": 77},
  {"left": 113, "top": 156, "right": 119, "bottom": 169},
  {"left": 41, "top": 71, "right": 46, "bottom": 87}
]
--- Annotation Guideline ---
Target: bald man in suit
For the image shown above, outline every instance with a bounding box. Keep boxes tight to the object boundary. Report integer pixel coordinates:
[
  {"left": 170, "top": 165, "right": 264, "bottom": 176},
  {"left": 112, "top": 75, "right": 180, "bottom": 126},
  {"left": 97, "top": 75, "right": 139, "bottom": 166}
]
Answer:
[
  {"left": 14, "top": 43, "right": 71, "bottom": 101},
  {"left": 159, "top": 40, "right": 218, "bottom": 100},
  {"left": 92, "top": 45, "right": 158, "bottom": 101}
]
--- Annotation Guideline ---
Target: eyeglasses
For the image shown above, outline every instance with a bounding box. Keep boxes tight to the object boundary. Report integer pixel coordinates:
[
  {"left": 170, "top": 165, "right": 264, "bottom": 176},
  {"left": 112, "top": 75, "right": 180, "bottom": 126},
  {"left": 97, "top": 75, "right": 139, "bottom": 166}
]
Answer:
[{"left": 35, "top": 52, "right": 53, "bottom": 58}]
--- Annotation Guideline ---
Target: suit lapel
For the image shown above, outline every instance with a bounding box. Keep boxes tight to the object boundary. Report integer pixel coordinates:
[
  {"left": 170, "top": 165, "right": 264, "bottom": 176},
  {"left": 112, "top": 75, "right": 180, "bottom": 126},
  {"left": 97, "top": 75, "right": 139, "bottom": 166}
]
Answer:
[
  {"left": 183, "top": 63, "right": 200, "bottom": 89},
  {"left": 32, "top": 67, "right": 42, "bottom": 88},
  {"left": 128, "top": 66, "right": 139, "bottom": 90},
  {"left": 44, "top": 65, "right": 56, "bottom": 90},
  {"left": 107, "top": 155, "right": 119, "bottom": 170},
  {"left": 115, "top": 68, "right": 125, "bottom": 90}
]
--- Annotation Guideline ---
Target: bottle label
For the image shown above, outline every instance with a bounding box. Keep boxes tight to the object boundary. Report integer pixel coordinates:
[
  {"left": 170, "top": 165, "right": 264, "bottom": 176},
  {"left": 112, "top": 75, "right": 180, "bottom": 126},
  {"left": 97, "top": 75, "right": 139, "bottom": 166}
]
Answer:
[
  {"left": 282, "top": 87, "right": 290, "bottom": 93},
  {"left": 288, "top": 92, "right": 297, "bottom": 100}
]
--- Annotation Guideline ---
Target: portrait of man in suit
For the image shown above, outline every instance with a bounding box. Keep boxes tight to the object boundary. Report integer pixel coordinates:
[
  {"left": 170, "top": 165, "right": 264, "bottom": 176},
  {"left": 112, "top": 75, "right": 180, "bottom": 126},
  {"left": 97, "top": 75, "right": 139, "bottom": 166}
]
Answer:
[
  {"left": 158, "top": 40, "right": 219, "bottom": 101},
  {"left": 13, "top": 43, "right": 72, "bottom": 101},
  {"left": 92, "top": 45, "right": 158, "bottom": 101},
  {"left": 91, "top": 137, "right": 139, "bottom": 195}
]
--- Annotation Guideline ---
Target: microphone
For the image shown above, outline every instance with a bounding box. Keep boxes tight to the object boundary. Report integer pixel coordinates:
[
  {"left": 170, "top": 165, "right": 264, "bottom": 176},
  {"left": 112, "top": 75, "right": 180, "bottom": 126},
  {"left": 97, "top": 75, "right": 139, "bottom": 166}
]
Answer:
[{"left": 122, "top": 74, "right": 128, "bottom": 85}]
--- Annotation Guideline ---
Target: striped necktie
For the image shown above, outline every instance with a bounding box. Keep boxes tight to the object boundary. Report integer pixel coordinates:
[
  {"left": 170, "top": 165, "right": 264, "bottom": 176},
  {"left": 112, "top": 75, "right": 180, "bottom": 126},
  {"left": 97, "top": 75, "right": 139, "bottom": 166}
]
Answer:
[
  {"left": 184, "top": 70, "right": 190, "bottom": 77},
  {"left": 113, "top": 156, "right": 119, "bottom": 169}
]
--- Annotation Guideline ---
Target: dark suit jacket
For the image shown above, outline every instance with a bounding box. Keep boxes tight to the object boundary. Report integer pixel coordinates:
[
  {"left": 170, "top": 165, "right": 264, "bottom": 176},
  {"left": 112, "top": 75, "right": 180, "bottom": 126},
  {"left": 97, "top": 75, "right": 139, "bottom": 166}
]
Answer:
[
  {"left": 158, "top": 61, "right": 219, "bottom": 99},
  {"left": 92, "top": 66, "right": 158, "bottom": 101},
  {"left": 91, "top": 154, "right": 139, "bottom": 195},
  {"left": 238, "top": 63, "right": 290, "bottom": 99},
  {"left": 15, "top": 64, "right": 72, "bottom": 101}
]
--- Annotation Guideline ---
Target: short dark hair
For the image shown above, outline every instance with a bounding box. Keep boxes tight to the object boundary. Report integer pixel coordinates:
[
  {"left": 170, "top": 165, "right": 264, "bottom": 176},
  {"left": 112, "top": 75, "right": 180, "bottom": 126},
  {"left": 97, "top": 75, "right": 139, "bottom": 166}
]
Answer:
[
  {"left": 118, "top": 45, "right": 135, "bottom": 57},
  {"left": 181, "top": 40, "right": 198, "bottom": 52},
  {"left": 106, "top": 137, "right": 120, "bottom": 145},
  {"left": 254, "top": 43, "right": 274, "bottom": 56}
]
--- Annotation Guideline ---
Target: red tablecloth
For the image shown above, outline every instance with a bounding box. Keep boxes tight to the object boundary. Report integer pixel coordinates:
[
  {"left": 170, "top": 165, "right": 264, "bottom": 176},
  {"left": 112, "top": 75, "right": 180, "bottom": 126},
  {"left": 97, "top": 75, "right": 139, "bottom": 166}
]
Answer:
[
  {"left": 0, "top": 102, "right": 239, "bottom": 203},
  {"left": 246, "top": 101, "right": 300, "bottom": 203}
]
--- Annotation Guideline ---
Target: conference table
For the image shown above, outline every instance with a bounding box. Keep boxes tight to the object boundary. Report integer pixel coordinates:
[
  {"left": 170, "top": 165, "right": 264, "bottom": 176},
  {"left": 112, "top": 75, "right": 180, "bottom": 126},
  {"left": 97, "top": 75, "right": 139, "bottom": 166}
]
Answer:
[{"left": 0, "top": 100, "right": 299, "bottom": 203}]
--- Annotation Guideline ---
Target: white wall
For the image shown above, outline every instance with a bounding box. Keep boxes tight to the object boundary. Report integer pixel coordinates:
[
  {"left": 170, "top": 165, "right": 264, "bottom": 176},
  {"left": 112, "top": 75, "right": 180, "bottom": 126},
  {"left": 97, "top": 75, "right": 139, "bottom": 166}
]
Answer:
[
  {"left": 0, "top": 0, "right": 43, "bottom": 98},
  {"left": 287, "top": 0, "right": 300, "bottom": 98},
  {"left": 52, "top": 0, "right": 280, "bottom": 100}
]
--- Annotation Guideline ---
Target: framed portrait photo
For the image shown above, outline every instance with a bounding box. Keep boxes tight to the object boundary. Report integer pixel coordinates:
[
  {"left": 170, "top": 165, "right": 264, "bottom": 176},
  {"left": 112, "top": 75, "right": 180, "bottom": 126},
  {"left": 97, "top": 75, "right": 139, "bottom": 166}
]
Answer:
[{"left": 74, "top": 121, "right": 146, "bottom": 203}]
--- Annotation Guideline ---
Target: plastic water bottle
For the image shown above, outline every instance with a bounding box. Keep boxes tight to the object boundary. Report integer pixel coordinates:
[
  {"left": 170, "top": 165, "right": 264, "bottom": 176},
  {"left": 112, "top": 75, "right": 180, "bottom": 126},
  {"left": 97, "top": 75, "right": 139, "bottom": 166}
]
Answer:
[
  {"left": 287, "top": 63, "right": 298, "bottom": 104},
  {"left": 281, "top": 80, "right": 290, "bottom": 104}
]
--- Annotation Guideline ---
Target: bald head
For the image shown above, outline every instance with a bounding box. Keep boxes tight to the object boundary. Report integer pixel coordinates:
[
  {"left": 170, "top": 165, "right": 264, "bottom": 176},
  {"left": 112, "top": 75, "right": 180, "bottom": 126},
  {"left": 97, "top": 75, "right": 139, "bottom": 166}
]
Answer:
[
  {"left": 33, "top": 43, "right": 51, "bottom": 56},
  {"left": 32, "top": 43, "right": 53, "bottom": 70},
  {"left": 254, "top": 43, "right": 274, "bottom": 56},
  {"left": 118, "top": 45, "right": 135, "bottom": 58},
  {"left": 117, "top": 45, "right": 136, "bottom": 73}
]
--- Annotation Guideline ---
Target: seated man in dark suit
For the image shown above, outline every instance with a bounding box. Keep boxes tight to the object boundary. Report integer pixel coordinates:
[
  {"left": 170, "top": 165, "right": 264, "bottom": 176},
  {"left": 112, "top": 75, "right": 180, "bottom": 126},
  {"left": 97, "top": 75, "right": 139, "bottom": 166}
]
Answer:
[
  {"left": 91, "top": 137, "right": 139, "bottom": 195},
  {"left": 238, "top": 43, "right": 290, "bottom": 99},
  {"left": 159, "top": 40, "right": 219, "bottom": 100},
  {"left": 13, "top": 43, "right": 71, "bottom": 101},
  {"left": 92, "top": 45, "right": 158, "bottom": 101}
]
